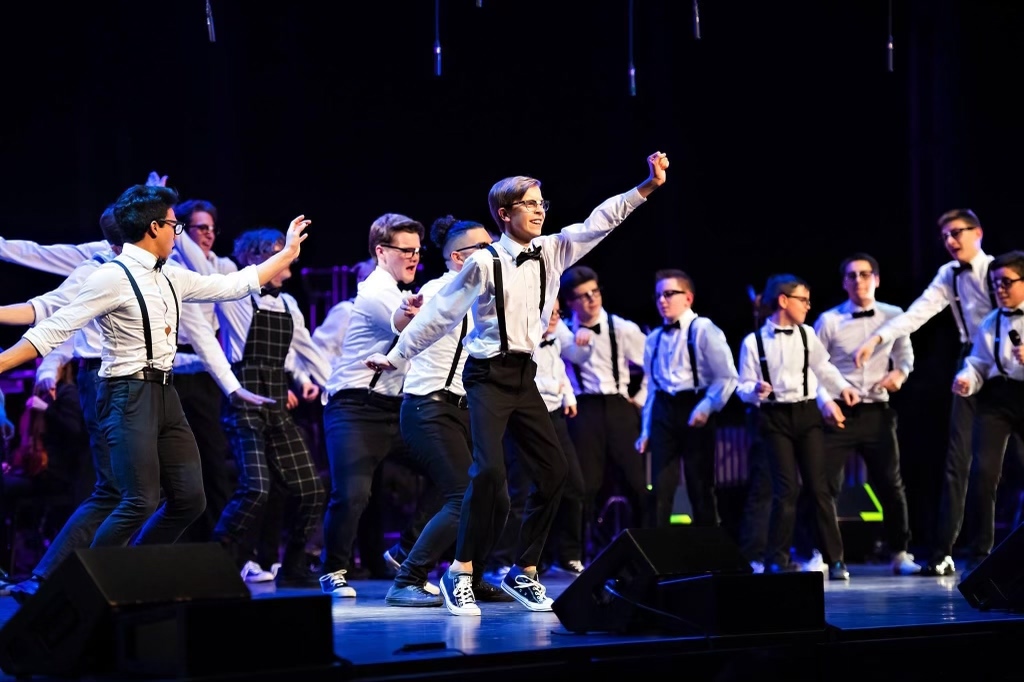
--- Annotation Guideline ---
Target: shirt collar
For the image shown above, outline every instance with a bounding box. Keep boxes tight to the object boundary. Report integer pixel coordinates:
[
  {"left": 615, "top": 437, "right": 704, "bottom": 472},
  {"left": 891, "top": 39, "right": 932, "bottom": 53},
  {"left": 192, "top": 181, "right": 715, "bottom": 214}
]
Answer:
[
  {"left": 360, "top": 265, "right": 401, "bottom": 291},
  {"left": 120, "top": 242, "right": 161, "bottom": 270},
  {"left": 498, "top": 233, "right": 536, "bottom": 259}
]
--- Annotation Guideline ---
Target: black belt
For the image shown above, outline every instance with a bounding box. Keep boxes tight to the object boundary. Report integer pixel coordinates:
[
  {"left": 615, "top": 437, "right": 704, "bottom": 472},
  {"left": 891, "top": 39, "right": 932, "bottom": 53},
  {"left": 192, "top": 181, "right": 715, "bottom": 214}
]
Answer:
[
  {"left": 177, "top": 344, "right": 197, "bottom": 355},
  {"left": 329, "top": 388, "right": 403, "bottom": 412},
  {"left": 77, "top": 357, "right": 102, "bottom": 372},
  {"left": 418, "top": 389, "right": 468, "bottom": 410},
  {"left": 656, "top": 388, "right": 706, "bottom": 400},
  {"left": 107, "top": 368, "right": 174, "bottom": 386}
]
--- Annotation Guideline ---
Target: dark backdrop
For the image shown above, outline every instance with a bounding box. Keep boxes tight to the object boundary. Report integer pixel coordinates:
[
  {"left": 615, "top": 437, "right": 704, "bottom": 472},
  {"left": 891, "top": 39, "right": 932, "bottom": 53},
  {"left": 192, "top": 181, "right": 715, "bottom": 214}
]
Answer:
[{"left": 1, "top": 0, "right": 1022, "bottom": 551}]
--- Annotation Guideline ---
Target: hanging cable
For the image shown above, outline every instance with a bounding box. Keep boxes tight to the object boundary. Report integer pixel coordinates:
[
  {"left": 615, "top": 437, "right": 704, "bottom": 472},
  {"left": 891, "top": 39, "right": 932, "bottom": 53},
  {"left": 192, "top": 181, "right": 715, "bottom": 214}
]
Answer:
[
  {"left": 205, "top": 0, "right": 216, "bottom": 42},
  {"left": 434, "top": 0, "right": 442, "bottom": 76},
  {"left": 693, "top": 0, "right": 701, "bottom": 40},
  {"left": 887, "top": 0, "right": 894, "bottom": 72},
  {"left": 628, "top": 0, "right": 636, "bottom": 96}
]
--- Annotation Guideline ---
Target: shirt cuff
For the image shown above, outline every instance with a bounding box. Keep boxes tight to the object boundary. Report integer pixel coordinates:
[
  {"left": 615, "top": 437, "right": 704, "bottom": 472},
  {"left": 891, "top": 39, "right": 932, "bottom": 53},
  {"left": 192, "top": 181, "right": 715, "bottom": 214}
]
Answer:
[{"left": 386, "top": 348, "right": 409, "bottom": 374}]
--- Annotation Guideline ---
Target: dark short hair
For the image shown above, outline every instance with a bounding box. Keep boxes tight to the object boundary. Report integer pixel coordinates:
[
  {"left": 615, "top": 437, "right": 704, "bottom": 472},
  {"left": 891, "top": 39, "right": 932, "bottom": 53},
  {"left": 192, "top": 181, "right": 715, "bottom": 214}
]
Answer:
[
  {"left": 990, "top": 250, "right": 1024, "bottom": 279},
  {"left": 429, "top": 215, "right": 486, "bottom": 253},
  {"left": 655, "top": 268, "right": 694, "bottom": 294},
  {"left": 233, "top": 227, "right": 285, "bottom": 265},
  {"left": 762, "top": 273, "right": 809, "bottom": 314},
  {"left": 174, "top": 198, "right": 219, "bottom": 227},
  {"left": 937, "top": 208, "right": 981, "bottom": 229},
  {"left": 839, "top": 252, "right": 880, "bottom": 278},
  {"left": 98, "top": 204, "right": 123, "bottom": 246},
  {"left": 559, "top": 265, "right": 599, "bottom": 304},
  {"left": 113, "top": 185, "right": 180, "bottom": 244}
]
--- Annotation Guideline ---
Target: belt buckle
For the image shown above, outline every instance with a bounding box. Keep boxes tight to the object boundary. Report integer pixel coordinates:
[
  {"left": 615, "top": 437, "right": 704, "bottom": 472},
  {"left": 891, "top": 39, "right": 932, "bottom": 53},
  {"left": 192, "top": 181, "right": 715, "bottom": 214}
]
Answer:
[{"left": 456, "top": 394, "right": 467, "bottom": 409}]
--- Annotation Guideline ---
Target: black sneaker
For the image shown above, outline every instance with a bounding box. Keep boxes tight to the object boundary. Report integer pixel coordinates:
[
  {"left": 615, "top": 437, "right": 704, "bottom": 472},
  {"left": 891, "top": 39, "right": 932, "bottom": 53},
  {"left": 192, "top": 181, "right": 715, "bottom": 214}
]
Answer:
[
  {"left": 921, "top": 555, "right": 956, "bottom": 577},
  {"left": 473, "top": 578, "right": 514, "bottom": 602},
  {"left": 385, "top": 583, "right": 443, "bottom": 607},
  {"left": 500, "top": 567, "right": 553, "bottom": 611},
  {"left": 829, "top": 562, "right": 850, "bottom": 581}
]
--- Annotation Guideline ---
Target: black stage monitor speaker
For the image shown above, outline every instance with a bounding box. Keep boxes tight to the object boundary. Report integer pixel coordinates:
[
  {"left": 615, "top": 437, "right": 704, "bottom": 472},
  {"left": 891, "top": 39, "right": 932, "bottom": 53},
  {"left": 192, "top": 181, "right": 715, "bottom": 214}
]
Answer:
[
  {"left": 959, "top": 523, "right": 1024, "bottom": 611},
  {"left": 0, "top": 543, "right": 337, "bottom": 678},
  {"left": 552, "top": 527, "right": 825, "bottom": 635}
]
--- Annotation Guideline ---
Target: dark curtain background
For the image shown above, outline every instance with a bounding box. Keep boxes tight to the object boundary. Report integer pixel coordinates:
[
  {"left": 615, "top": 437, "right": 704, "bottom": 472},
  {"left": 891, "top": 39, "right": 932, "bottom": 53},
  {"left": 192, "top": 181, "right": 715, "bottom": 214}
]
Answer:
[{"left": 1, "top": 0, "right": 1022, "bottom": 550}]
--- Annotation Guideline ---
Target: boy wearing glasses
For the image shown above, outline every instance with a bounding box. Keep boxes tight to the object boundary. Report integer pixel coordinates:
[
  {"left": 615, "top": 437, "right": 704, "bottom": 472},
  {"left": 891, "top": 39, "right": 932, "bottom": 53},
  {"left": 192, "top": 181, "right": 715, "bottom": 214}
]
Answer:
[
  {"left": 854, "top": 209, "right": 998, "bottom": 576},
  {"left": 952, "top": 250, "right": 1024, "bottom": 572},
  {"left": 367, "top": 151, "right": 669, "bottom": 616},
  {"left": 737, "top": 274, "right": 860, "bottom": 578},
  {"left": 556, "top": 265, "right": 651, "bottom": 550},
  {"left": 0, "top": 184, "right": 310, "bottom": 552},
  {"left": 636, "top": 269, "right": 738, "bottom": 528},
  {"left": 814, "top": 253, "right": 920, "bottom": 575},
  {"left": 320, "top": 214, "right": 433, "bottom": 598}
]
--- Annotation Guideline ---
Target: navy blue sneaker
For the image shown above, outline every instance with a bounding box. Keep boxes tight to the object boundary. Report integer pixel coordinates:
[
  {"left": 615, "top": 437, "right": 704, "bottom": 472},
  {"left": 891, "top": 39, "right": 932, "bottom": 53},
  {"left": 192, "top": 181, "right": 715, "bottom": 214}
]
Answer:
[
  {"left": 439, "top": 569, "right": 480, "bottom": 616},
  {"left": 500, "top": 567, "right": 553, "bottom": 611}
]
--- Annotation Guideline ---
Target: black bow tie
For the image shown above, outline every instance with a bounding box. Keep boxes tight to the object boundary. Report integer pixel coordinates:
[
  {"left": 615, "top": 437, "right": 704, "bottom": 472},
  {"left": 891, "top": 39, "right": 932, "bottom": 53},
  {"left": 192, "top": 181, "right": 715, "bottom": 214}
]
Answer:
[
  {"left": 154, "top": 258, "right": 167, "bottom": 272},
  {"left": 582, "top": 323, "right": 601, "bottom": 335},
  {"left": 953, "top": 263, "right": 972, "bottom": 275},
  {"left": 260, "top": 286, "right": 282, "bottom": 298},
  {"left": 662, "top": 320, "right": 681, "bottom": 332},
  {"left": 1001, "top": 309, "right": 1024, "bottom": 317},
  {"left": 515, "top": 248, "right": 542, "bottom": 266},
  {"left": 851, "top": 309, "right": 875, "bottom": 319},
  {"left": 539, "top": 338, "right": 556, "bottom": 348},
  {"left": 773, "top": 327, "right": 794, "bottom": 335}
]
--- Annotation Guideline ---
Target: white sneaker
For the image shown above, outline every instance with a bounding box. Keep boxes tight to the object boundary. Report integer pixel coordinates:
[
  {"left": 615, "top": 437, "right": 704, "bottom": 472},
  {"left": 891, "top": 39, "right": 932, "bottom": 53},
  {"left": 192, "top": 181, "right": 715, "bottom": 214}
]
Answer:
[
  {"left": 750, "top": 561, "right": 765, "bottom": 574},
  {"left": 800, "top": 550, "right": 827, "bottom": 574},
  {"left": 240, "top": 560, "right": 276, "bottom": 583},
  {"left": 891, "top": 551, "right": 922, "bottom": 576},
  {"left": 319, "top": 569, "right": 357, "bottom": 598},
  {"left": 270, "top": 562, "right": 281, "bottom": 578},
  {"left": 422, "top": 581, "right": 440, "bottom": 595}
]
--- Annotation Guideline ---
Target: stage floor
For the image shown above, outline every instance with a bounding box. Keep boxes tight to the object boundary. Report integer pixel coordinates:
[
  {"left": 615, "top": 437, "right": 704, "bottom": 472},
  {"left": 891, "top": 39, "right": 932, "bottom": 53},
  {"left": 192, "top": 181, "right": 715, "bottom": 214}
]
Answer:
[{"left": 2, "top": 561, "right": 1023, "bottom": 681}]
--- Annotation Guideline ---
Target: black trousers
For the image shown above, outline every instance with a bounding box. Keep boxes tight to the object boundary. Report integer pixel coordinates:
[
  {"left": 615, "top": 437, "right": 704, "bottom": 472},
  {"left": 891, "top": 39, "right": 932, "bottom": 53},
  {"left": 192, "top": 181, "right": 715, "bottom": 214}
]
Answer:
[
  {"left": 459, "top": 355, "right": 567, "bottom": 568},
  {"left": 761, "top": 401, "right": 843, "bottom": 567},
  {"left": 395, "top": 394, "right": 508, "bottom": 588},
  {"left": 823, "top": 402, "right": 911, "bottom": 553},
  {"left": 969, "top": 378, "right": 1024, "bottom": 559},
  {"left": 568, "top": 393, "right": 651, "bottom": 535},
  {"left": 649, "top": 390, "right": 719, "bottom": 527},
  {"left": 738, "top": 406, "right": 772, "bottom": 564},
  {"left": 174, "top": 372, "right": 233, "bottom": 544},
  {"left": 931, "top": 392, "right": 977, "bottom": 561}
]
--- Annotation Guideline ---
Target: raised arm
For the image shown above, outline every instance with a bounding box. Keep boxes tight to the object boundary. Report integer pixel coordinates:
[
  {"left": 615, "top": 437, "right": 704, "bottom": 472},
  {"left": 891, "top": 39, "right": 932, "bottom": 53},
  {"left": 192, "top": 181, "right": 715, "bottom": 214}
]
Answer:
[{"left": 0, "top": 237, "right": 107, "bottom": 276}]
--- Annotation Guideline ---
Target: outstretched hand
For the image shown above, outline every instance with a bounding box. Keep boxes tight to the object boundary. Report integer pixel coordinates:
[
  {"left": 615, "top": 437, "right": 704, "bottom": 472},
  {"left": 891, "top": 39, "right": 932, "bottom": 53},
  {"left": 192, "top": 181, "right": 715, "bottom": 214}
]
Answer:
[
  {"left": 283, "top": 215, "right": 312, "bottom": 259},
  {"left": 146, "top": 171, "right": 168, "bottom": 187},
  {"left": 647, "top": 151, "right": 669, "bottom": 186}
]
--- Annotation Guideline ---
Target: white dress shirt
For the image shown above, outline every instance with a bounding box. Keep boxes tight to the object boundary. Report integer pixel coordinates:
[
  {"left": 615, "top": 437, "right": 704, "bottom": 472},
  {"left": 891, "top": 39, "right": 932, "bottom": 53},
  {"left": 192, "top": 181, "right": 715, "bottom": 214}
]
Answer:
[
  {"left": 387, "top": 188, "right": 646, "bottom": 369},
  {"left": 875, "top": 250, "right": 995, "bottom": 346},
  {"left": 557, "top": 309, "right": 649, "bottom": 405},
  {"left": 326, "top": 266, "right": 407, "bottom": 398},
  {"left": 534, "top": 334, "right": 577, "bottom": 413},
  {"left": 312, "top": 299, "right": 354, "bottom": 372},
  {"left": 956, "top": 303, "right": 1024, "bottom": 394},
  {"left": 0, "top": 237, "right": 108, "bottom": 276},
  {"left": 814, "top": 300, "right": 914, "bottom": 403},
  {"left": 639, "top": 309, "right": 739, "bottom": 440},
  {"left": 29, "top": 249, "right": 118, "bottom": 365},
  {"left": 22, "top": 243, "right": 260, "bottom": 378},
  {"left": 399, "top": 271, "right": 472, "bottom": 397},
  {"left": 737, "top": 322, "right": 853, "bottom": 406}
]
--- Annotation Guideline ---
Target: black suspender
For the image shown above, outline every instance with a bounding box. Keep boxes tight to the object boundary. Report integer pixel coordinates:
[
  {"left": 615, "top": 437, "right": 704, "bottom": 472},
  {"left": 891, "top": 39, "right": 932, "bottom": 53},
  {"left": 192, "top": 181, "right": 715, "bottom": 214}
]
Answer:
[
  {"left": 484, "top": 244, "right": 546, "bottom": 357},
  {"left": 994, "top": 313, "right": 1007, "bottom": 376},
  {"left": 754, "top": 325, "right": 808, "bottom": 401},
  {"left": 445, "top": 317, "right": 469, "bottom": 389},
  {"left": 608, "top": 315, "right": 620, "bottom": 392},
  {"left": 687, "top": 317, "right": 700, "bottom": 389},
  {"left": 951, "top": 268, "right": 969, "bottom": 342},
  {"left": 485, "top": 245, "right": 508, "bottom": 356},
  {"left": 370, "top": 336, "right": 399, "bottom": 390},
  {"left": 111, "top": 260, "right": 179, "bottom": 368}
]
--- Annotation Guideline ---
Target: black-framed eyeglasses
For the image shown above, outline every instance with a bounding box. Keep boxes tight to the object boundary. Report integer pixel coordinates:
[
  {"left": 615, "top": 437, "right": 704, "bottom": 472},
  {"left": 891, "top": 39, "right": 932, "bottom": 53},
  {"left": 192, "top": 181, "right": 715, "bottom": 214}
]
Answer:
[
  {"left": 189, "top": 223, "right": 219, "bottom": 235},
  {"left": 653, "top": 290, "right": 687, "bottom": 302},
  {"left": 786, "top": 294, "right": 812, "bottom": 306},
  {"left": 379, "top": 243, "right": 425, "bottom": 258},
  {"left": 452, "top": 242, "right": 491, "bottom": 254},
  {"left": 568, "top": 288, "right": 601, "bottom": 302},
  {"left": 991, "top": 276, "right": 1024, "bottom": 290},
  {"left": 509, "top": 199, "right": 550, "bottom": 213},
  {"left": 941, "top": 226, "right": 978, "bottom": 241},
  {"left": 844, "top": 271, "right": 875, "bottom": 282},
  {"left": 155, "top": 219, "right": 186, "bottom": 235}
]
